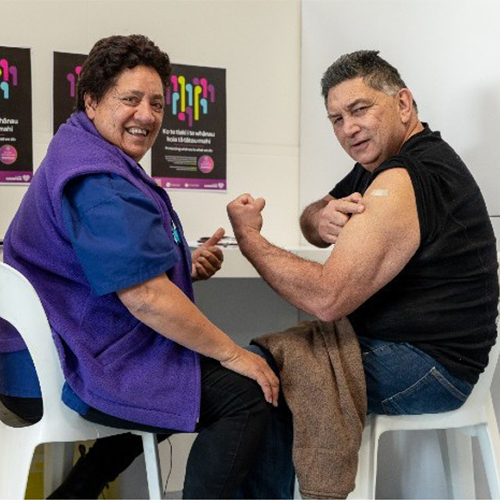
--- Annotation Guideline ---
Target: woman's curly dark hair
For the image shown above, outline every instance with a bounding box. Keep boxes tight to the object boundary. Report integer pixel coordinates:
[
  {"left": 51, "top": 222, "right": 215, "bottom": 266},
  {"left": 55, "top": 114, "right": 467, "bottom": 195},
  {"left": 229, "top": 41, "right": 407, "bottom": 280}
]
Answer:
[{"left": 76, "top": 34, "right": 171, "bottom": 111}]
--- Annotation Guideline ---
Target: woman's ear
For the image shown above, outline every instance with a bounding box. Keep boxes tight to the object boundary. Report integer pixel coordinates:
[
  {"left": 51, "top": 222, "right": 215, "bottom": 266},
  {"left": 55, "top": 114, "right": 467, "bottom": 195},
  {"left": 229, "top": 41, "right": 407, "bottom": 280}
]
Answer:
[{"left": 84, "top": 93, "right": 97, "bottom": 120}]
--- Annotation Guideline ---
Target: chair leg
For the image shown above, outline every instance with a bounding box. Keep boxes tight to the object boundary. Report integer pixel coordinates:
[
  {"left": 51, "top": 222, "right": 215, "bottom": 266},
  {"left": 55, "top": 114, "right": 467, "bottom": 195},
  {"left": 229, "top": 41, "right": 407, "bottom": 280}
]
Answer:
[
  {"left": 141, "top": 433, "right": 164, "bottom": 499},
  {"left": 367, "top": 424, "right": 380, "bottom": 499},
  {"left": 349, "top": 418, "right": 377, "bottom": 499},
  {"left": 43, "top": 442, "right": 75, "bottom": 497},
  {"left": 0, "top": 440, "right": 36, "bottom": 500},
  {"left": 476, "top": 402, "right": 500, "bottom": 499},
  {"left": 439, "top": 429, "right": 475, "bottom": 499}
]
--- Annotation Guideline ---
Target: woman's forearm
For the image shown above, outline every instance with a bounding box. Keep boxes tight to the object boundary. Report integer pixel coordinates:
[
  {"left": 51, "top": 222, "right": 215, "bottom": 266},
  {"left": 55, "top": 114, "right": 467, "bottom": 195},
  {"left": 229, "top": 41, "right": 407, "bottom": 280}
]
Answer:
[{"left": 117, "top": 273, "right": 238, "bottom": 362}]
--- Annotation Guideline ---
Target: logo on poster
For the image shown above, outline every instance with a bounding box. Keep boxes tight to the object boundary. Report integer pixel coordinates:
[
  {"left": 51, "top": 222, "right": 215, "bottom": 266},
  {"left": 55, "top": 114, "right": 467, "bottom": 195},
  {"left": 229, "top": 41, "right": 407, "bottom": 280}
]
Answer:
[
  {"left": 198, "top": 155, "right": 214, "bottom": 173},
  {"left": 0, "top": 58, "right": 19, "bottom": 100},
  {"left": 0, "top": 144, "right": 17, "bottom": 164},
  {"left": 166, "top": 74, "right": 217, "bottom": 128}
]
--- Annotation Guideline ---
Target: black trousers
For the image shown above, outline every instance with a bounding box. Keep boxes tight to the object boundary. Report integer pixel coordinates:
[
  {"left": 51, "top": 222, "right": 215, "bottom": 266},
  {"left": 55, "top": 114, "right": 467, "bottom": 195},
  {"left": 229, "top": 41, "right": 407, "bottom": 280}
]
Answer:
[{"left": 1, "top": 356, "right": 271, "bottom": 499}]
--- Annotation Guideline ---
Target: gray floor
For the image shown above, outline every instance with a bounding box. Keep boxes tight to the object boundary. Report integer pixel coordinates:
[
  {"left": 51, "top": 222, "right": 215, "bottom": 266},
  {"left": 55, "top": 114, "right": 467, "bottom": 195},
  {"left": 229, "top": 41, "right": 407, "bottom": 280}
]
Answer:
[{"left": 0, "top": 398, "right": 31, "bottom": 427}]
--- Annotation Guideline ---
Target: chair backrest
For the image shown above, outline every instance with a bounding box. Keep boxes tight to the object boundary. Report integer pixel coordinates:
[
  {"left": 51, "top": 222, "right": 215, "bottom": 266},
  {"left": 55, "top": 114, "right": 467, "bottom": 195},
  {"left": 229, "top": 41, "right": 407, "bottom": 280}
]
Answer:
[
  {"left": 463, "top": 265, "right": 500, "bottom": 407},
  {"left": 0, "top": 262, "right": 66, "bottom": 418},
  {"left": 464, "top": 335, "right": 500, "bottom": 407}
]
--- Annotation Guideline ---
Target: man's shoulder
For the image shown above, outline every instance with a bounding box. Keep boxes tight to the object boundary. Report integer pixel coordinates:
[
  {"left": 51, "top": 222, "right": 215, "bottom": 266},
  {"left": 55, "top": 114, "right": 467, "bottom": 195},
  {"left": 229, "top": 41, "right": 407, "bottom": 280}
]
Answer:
[{"left": 399, "top": 123, "right": 452, "bottom": 161}]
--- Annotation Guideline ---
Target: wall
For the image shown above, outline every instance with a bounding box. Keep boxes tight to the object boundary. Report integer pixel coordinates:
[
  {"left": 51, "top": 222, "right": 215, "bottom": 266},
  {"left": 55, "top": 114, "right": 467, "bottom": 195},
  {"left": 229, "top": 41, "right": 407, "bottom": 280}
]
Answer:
[{"left": 0, "top": 0, "right": 301, "bottom": 247}]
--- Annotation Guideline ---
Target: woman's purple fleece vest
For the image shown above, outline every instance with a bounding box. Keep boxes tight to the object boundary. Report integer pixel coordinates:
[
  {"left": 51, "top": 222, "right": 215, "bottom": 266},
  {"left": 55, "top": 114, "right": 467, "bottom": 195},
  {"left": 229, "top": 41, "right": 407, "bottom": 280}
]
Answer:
[{"left": 2, "top": 112, "right": 201, "bottom": 431}]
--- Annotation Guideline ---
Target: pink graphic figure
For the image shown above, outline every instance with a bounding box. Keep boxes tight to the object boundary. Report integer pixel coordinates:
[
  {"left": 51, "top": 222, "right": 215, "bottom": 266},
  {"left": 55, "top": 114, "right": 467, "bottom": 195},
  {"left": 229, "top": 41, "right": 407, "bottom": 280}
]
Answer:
[
  {"left": 178, "top": 108, "right": 193, "bottom": 127},
  {"left": 171, "top": 75, "right": 179, "bottom": 92},
  {"left": 67, "top": 66, "right": 82, "bottom": 98},
  {"left": 9, "top": 66, "right": 17, "bottom": 87},
  {"left": 185, "top": 107, "right": 193, "bottom": 127},
  {"left": 200, "top": 78, "right": 208, "bottom": 99},
  {"left": 208, "top": 84, "right": 215, "bottom": 102},
  {"left": 8, "top": 66, "right": 17, "bottom": 86},
  {"left": 165, "top": 87, "right": 172, "bottom": 105},
  {"left": 67, "top": 73, "right": 77, "bottom": 97},
  {"left": 0, "top": 59, "right": 9, "bottom": 82}
]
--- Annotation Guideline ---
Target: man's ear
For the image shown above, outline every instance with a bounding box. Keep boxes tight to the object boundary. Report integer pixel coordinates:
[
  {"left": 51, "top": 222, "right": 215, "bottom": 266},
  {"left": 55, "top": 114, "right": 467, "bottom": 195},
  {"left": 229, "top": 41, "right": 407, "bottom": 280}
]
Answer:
[
  {"left": 84, "top": 93, "right": 97, "bottom": 120},
  {"left": 397, "top": 88, "right": 414, "bottom": 124}
]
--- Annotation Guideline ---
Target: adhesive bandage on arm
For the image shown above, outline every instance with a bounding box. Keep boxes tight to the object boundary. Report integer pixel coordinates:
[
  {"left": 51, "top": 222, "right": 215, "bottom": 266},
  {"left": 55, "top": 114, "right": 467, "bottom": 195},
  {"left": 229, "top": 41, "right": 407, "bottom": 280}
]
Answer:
[{"left": 371, "top": 189, "right": 389, "bottom": 197}]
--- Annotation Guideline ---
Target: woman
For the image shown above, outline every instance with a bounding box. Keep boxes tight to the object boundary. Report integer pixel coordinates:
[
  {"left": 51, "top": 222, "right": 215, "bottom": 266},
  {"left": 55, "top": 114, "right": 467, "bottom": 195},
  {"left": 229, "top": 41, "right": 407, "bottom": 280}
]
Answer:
[{"left": 0, "top": 34, "right": 278, "bottom": 499}]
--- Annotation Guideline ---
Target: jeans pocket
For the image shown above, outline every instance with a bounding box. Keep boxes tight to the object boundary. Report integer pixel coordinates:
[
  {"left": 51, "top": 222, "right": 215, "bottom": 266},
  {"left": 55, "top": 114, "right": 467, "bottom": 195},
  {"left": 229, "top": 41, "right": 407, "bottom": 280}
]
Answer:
[{"left": 381, "top": 367, "right": 471, "bottom": 415}]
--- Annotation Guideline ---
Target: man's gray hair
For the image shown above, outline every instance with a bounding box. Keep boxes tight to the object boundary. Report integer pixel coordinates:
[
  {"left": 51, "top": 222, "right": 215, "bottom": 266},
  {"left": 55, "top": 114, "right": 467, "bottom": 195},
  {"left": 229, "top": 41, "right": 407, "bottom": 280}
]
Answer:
[{"left": 320, "top": 50, "right": 417, "bottom": 110}]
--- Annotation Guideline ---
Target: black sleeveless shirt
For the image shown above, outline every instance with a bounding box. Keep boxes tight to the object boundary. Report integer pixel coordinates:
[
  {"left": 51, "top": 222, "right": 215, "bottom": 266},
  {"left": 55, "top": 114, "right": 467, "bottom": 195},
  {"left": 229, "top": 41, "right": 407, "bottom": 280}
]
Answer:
[{"left": 330, "top": 124, "right": 498, "bottom": 384}]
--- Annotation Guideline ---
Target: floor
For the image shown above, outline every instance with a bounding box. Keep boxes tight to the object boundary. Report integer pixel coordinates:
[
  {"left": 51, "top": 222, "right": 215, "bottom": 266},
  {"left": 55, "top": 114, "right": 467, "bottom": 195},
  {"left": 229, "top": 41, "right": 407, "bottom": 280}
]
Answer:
[{"left": 0, "top": 399, "right": 30, "bottom": 427}]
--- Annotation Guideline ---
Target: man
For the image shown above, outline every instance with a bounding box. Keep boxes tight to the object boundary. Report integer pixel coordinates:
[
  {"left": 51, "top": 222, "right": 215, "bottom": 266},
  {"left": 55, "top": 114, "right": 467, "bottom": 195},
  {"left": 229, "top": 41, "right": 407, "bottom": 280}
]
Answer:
[{"left": 230, "top": 50, "right": 498, "bottom": 497}]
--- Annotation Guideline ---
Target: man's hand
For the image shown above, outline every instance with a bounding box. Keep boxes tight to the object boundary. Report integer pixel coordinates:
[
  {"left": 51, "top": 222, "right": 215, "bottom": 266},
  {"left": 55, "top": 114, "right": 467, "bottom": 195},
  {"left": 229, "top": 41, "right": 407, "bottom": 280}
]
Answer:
[
  {"left": 191, "top": 227, "right": 225, "bottom": 281},
  {"left": 318, "top": 192, "right": 364, "bottom": 244},
  {"left": 220, "top": 345, "right": 279, "bottom": 407},
  {"left": 227, "top": 193, "right": 266, "bottom": 241}
]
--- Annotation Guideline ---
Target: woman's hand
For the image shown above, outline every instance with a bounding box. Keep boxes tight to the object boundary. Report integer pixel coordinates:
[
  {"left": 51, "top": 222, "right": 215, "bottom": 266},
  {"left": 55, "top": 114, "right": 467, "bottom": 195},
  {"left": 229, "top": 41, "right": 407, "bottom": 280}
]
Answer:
[
  {"left": 220, "top": 345, "right": 280, "bottom": 407},
  {"left": 191, "top": 228, "right": 225, "bottom": 281}
]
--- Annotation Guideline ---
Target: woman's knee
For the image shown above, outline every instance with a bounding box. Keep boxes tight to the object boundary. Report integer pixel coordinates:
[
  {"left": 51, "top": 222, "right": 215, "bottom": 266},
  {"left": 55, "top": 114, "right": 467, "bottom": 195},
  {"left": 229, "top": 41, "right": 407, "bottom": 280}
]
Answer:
[
  {"left": 238, "top": 375, "right": 273, "bottom": 426},
  {"left": 200, "top": 360, "right": 272, "bottom": 427}
]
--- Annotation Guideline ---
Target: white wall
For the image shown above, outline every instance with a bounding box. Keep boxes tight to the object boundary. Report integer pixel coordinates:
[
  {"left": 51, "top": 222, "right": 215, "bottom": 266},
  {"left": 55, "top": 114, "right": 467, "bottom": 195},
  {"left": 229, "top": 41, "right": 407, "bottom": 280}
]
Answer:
[{"left": 0, "top": 0, "right": 301, "bottom": 247}]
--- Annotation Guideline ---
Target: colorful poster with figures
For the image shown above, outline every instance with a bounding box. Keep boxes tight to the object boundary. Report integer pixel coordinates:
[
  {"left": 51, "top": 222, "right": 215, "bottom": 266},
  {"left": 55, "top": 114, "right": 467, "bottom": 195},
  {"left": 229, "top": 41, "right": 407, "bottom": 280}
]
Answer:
[
  {"left": 53, "top": 52, "right": 87, "bottom": 133},
  {"left": 152, "top": 64, "right": 226, "bottom": 191},
  {"left": 0, "top": 47, "right": 33, "bottom": 184}
]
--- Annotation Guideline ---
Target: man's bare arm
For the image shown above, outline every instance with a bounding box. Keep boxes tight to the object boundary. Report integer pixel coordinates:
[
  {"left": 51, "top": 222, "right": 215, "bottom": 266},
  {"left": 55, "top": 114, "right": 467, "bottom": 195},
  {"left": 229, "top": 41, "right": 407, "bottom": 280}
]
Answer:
[{"left": 228, "top": 168, "right": 419, "bottom": 320}]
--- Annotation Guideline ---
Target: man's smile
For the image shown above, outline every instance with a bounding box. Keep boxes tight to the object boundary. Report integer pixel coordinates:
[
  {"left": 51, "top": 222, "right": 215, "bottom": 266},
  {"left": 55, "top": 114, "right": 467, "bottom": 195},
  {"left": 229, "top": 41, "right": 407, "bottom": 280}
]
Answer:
[{"left": 350, "top": 139, "right": 370, "bottom": 152}]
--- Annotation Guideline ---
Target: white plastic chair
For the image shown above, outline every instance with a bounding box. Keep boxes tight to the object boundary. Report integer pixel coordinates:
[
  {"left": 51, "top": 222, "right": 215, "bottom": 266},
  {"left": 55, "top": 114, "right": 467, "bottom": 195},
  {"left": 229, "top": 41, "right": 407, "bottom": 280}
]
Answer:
[
  {"left": 349, "top": 329, "right": 500, "bottom": 499},
  {"left": 0, "top": 262, "right": 164, "bottom": 499}
]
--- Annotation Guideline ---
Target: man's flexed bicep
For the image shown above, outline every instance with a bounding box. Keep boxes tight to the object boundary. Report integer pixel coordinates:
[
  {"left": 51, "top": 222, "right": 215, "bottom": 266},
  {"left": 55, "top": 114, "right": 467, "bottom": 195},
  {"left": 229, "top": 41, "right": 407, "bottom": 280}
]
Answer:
[{"left": 317, "top": 168, "right": 420, "bottom": 321}]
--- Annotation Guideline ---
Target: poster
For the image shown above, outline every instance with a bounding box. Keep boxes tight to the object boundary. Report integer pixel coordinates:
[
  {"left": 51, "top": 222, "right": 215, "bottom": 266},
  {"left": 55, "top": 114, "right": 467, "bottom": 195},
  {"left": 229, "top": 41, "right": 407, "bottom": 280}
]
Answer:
[
  {"left": 152, "top": 64, "right": 226, "bottom": 191},
  {"left": 0, "top": 47, "right": 33, "bottom": 184},
  {"left": 53, "top": 52, "right": 87, "bottom": 133}
]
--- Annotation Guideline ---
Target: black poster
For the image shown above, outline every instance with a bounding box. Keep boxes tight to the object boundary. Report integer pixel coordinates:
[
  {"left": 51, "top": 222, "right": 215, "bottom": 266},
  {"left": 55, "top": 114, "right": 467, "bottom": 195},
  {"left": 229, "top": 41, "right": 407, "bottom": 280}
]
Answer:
[
  {"left": 0, "top": 47, "right": 33, "bottom": 184},
  {"left": 53, "top": 52, "right": 87, "bottom": 134},
  {"left": 152, "top": 64, "right": 226, "bottom": 191}
]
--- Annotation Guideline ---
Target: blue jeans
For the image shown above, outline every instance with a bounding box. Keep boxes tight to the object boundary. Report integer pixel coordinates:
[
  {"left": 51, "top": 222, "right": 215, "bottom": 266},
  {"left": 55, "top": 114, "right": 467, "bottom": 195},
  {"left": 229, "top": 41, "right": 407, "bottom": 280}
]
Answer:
[{"left": 237, "top": 336, "right": 474, "bottom": 499}]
